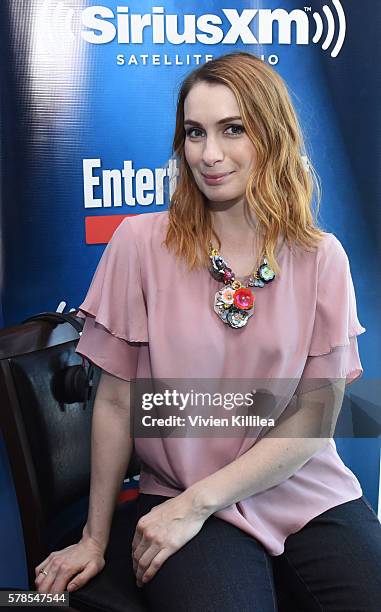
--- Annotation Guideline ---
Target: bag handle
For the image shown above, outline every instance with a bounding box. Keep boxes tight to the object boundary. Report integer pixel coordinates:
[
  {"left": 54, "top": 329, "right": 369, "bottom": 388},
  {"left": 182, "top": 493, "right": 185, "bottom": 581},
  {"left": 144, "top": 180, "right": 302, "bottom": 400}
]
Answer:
[
  {"left": 21, "top": 311, "right": 95, "bottom": 407},
  {"left": 21, "top": 311, "right": 84, "bottom": 335}
]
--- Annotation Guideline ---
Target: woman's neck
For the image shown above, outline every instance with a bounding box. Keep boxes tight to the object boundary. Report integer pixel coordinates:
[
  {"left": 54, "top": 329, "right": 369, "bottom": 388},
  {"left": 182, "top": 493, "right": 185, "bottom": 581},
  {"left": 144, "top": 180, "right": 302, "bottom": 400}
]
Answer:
[{"left": 208, "top": 200, "right": 259, "bottom": 248}]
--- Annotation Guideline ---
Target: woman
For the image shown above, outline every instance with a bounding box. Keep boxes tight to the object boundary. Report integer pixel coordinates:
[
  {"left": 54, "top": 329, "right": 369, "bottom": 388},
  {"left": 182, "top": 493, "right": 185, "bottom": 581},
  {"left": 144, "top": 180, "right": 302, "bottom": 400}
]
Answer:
[{"left": 35, "top": 52, "right": 381, "bottom": 611}]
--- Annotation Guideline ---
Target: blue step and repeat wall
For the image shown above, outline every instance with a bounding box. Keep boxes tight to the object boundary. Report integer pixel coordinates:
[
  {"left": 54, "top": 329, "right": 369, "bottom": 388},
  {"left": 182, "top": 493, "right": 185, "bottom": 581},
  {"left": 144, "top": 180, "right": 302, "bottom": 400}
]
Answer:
[{"left": 0, "top": 0, "right": 380, "bottom": 587}]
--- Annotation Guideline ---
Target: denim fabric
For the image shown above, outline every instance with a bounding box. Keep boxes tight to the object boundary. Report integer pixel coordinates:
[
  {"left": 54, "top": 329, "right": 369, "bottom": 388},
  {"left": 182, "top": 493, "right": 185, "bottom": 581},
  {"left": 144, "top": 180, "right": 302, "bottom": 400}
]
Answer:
[{"left": 134, "top": 494, "right": 381, "bottom": 612}]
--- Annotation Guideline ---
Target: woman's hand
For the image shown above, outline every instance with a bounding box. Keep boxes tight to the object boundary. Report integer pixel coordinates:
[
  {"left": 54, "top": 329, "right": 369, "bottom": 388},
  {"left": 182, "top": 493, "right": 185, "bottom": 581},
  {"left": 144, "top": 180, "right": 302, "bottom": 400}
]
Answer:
[
  {"left": 34, "top": 537, "right": 105, "bottom": 594},
  {"left": 132, "top": 492, "right": 210, "bottom": 587}
]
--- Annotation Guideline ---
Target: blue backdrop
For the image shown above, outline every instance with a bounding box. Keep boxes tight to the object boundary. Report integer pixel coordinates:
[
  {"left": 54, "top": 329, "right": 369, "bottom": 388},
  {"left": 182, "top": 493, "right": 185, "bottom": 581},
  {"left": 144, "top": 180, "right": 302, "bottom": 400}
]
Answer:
[{"left": 0, "top": 0, "right": 379, "bottom": 587}]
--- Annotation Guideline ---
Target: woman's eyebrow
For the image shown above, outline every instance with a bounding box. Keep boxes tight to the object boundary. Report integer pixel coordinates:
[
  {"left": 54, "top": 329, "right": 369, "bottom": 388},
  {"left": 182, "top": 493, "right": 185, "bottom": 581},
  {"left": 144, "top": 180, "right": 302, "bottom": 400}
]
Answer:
[{"left": 184, "top": 116, "right": 242, "bottom": 126}]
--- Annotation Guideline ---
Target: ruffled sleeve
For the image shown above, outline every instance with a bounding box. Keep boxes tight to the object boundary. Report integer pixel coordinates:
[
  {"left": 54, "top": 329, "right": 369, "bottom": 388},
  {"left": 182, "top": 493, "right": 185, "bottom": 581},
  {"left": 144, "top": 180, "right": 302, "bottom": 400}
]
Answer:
[
  {"left": 296, "top": 234, "right": 366, "bottom": 392},
  {"left": 74, "top": 217, "right": 148, "bottom": 381}
]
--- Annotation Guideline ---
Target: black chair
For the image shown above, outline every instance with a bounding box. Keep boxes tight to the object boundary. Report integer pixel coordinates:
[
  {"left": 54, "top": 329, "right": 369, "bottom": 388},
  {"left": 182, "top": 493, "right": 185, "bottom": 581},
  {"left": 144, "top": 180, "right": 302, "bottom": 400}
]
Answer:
[{"left": 0, "top": 312, "right": 148, "bottom": 612}]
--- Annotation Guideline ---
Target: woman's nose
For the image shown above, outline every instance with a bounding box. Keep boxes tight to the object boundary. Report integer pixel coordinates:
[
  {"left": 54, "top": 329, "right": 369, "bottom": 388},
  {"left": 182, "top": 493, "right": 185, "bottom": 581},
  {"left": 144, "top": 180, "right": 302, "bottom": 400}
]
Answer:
[{"left": 201, "top": 136, "right": 224, "bottom": 166}]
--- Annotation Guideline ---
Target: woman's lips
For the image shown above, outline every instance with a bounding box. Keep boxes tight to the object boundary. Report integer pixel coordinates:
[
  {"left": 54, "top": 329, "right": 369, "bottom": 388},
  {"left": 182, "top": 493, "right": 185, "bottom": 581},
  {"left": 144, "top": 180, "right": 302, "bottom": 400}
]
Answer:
[{"left": 202, "top": 171, "right": 234, "bottom": 184}]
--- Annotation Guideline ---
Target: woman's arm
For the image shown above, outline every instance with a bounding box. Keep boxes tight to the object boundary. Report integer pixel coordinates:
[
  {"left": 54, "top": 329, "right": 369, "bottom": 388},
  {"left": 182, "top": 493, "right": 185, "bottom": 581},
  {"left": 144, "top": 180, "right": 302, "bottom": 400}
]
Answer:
[
  {"left": 185, "top": 379, "right": 346, "bottom": 516},
  {"left": 35, "top": 369, "right": 134, "bottom": 593},
  {"left": 132, "top": 380, "right": 345, "bottom": 587},
  {"left": 81, "top": 369, "right": 134, "bottom": 548}
]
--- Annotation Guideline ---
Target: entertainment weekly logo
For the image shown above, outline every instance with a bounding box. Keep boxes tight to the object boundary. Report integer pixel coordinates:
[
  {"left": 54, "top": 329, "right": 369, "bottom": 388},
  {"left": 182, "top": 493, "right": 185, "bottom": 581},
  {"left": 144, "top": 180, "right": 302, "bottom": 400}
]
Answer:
[
  {"left": 39, "top": 1, "right": 346, "bottom": 60},
  {"left": 81, "top": 155, "right": 309, "bottom": 244}
]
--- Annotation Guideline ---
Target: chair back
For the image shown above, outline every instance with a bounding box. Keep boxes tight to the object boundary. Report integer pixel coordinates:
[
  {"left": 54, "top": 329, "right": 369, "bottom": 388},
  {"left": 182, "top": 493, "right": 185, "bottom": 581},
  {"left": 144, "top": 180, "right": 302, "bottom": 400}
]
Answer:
[{"left": 0, "top": 312, "right": 140, "bottom": 587}]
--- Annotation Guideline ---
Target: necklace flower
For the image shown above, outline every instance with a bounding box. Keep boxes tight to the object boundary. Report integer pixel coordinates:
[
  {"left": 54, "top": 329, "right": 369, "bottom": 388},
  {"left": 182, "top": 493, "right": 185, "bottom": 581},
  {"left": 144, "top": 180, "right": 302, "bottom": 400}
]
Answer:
[{"left": 208, "top": 243, "right": 275, "bottom": 329}]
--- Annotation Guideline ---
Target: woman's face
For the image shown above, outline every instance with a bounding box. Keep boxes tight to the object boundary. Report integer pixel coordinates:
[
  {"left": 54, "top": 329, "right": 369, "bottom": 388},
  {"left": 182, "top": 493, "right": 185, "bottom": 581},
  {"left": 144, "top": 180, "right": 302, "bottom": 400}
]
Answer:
[{"left": 183, "top": 81, "right": 257, "bottom": 208}]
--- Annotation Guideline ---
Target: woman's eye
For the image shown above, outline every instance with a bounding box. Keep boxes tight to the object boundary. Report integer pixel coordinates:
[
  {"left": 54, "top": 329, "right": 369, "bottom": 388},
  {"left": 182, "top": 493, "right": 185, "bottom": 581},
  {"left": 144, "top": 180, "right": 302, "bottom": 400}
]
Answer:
[
  {"left": 185, "top": 128, "right": 202, "bottom": 138},
  {"left": 226, "top": 125, "right": 245, "bottom": 135},
  {"left": 185, "top": 125, "right": 245, "bottom": 138}
]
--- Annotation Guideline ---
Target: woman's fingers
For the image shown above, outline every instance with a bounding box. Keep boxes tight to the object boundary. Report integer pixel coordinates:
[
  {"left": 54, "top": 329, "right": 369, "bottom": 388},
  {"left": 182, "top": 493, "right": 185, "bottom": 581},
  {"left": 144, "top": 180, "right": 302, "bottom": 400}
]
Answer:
[
  {"left": 35, "top": 559, "right": 102, "bottom": 594},
  {"left": 131, "top": 521, "right": 144, "bottom": 552},
  {"left": 35, "top": 565, "right": 56, "bottom": 593},
  {"left": 35, "top": 554, "right": 52, "bottom": 577},
  {"left": 132, "top": 535, "right": 152, "bottom": 569},
  {"left": 34, "top": 547, "right": 76, "bottom": 585},
  {"left": 35, "top": 559, "right": 84, "bottom": 594},
  {"left": 66, "top": 561, "right": 101, "bottom": 592},
  {"left": 134, "top": 543, "right": 161, "bottom": 583},
  {"left": 140, "top": 548, "right": 171, "bottom": 585},
  {"left": 34, "top": 540, "right": 106, "bottom": 594},
  {"left": 131, "top": 496, "right": 207, "bottom": 587},
  {"left": 131, "top": 522, "right": 146, "bottom": 573}
]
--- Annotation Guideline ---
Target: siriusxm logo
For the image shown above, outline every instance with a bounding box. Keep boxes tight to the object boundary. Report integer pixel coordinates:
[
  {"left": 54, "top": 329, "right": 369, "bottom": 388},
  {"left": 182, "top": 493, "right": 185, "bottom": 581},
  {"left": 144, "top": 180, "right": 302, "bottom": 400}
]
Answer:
[{"left": 39, "top": 2, "right": 346, "bottom": 59}]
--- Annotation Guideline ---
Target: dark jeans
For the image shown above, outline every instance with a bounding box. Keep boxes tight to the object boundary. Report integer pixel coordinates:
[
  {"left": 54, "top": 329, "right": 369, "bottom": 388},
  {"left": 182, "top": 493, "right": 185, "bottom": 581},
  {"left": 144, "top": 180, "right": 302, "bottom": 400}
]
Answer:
[{"left": 135, "top": 493, "right": 381, "bottom": 612}]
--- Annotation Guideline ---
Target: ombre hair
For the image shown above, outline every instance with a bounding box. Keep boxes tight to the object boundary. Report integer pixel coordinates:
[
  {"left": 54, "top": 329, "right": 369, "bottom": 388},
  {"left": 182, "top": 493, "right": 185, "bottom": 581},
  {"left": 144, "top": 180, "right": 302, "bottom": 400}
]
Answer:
[{"left": 164, "top": 51, "right": 326, "bottom": 276}]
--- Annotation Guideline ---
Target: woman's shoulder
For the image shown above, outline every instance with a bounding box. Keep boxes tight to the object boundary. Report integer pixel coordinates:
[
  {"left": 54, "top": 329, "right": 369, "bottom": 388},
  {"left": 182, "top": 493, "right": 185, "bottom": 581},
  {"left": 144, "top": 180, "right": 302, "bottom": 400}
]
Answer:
[
  {"left": 113, "top": 211, "right": 171, "bottom": 266},
  {"left": 118, "top": 210, "right": 169, "bottom": 239},
  {"left": 315, "top": 231, "right": 350, "bottom": 265},
  {"left": 290, "top": 230, "right": 347, "bottom": 262}
]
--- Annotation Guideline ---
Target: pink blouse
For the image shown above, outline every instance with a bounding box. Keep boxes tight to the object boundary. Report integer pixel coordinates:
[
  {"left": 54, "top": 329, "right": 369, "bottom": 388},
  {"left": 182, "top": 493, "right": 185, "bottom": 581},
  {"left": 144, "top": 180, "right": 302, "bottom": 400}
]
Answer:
[{"left": 75, "top": 211, "right": 366, "bottom": 556}]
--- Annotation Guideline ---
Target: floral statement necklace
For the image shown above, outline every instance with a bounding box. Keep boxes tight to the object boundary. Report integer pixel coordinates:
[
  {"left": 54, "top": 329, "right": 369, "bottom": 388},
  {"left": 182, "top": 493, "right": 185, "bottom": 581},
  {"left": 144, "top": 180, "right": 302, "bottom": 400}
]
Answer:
[{"left": 208, "top": 242, "right": 276, "bottom": 329}]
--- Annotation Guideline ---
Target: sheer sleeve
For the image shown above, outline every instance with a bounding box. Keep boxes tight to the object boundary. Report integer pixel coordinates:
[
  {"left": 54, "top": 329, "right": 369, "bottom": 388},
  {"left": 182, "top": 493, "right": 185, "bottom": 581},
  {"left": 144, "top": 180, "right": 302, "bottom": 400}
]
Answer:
[
  {"left": 296, "top": 234, "right": 366, "bottom": 394},
  {"left": 74, "top": 218, "right": 148, "bottom": 381}
]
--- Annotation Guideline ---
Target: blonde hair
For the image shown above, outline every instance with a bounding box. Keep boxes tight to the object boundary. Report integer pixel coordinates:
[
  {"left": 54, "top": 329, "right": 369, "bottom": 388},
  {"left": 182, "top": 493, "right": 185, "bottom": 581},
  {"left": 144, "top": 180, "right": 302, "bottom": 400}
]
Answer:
[{"left": 164, "top": 51, "right": 326, "bottom": 276}]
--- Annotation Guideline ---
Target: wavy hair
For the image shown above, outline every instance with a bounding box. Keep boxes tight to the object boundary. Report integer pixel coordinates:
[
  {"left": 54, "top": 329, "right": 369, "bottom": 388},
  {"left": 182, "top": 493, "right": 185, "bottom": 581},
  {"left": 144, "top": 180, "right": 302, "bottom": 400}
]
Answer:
[{"left": 164, "top": 51, "right": 326, "bottom": 276}]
